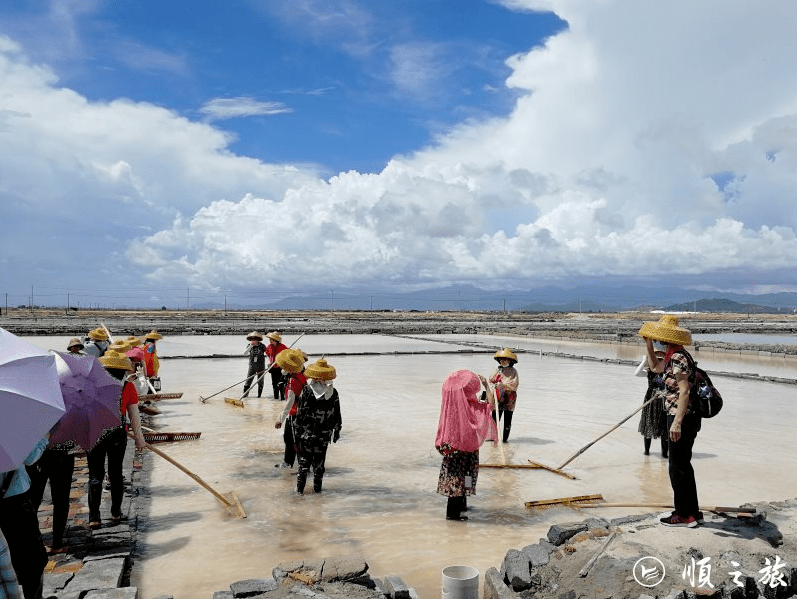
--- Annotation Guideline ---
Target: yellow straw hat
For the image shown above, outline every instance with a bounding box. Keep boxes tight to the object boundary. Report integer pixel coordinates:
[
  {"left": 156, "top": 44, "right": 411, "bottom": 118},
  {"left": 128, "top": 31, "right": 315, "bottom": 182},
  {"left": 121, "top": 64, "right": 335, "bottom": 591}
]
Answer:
[
  {"left": 67, "top": 337, "right": 84, "bottom": 351},
  {"left": 266, "top": 331, "right": 283, "bottom": 343},
  {"left": 99, "top": 350, "right": 134, "bottom": 372},
  {"left": 276, "top": 349, "right": 305, "bottom": 374},
  {"left": 108, "top": 339, "right": 132, "bottom": 353},
  {"left": 638, "top": 315, "right": 692, "bottom": 346},
  {"left": 144, "top": 330, "right": 163, "bottom": 340},
  {"left": 494, "top": 348, "right": 518, "bottom": 364},
  {"left": 127, "top": 336, "right": 142, "bottom": 347},
  {"left": 87, "top": 328, "right": 109, "bottom": 341},
  {"left": 246, "top": 331, "right": 264, "bottom": 341},
  {"left": 304, "top": 358, "right": 336, "bottom": 381}
]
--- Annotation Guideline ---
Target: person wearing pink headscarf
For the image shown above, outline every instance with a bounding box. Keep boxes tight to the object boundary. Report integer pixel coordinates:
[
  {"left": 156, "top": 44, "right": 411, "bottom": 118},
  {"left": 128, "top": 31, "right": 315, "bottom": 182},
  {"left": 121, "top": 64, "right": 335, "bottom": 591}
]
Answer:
[{"left": 435, "top": 370, "right": 498, "bottom": 521}]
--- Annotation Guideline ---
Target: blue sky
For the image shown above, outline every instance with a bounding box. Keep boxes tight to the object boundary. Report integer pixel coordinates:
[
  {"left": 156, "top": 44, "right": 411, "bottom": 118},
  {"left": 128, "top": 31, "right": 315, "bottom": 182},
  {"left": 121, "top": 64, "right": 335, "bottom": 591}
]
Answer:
[
  {"left": 3, "top": 1, "right": 564, "bottom": 175},
  {"left": 1, "top": 1, "right": 797, "bottom": 309}
]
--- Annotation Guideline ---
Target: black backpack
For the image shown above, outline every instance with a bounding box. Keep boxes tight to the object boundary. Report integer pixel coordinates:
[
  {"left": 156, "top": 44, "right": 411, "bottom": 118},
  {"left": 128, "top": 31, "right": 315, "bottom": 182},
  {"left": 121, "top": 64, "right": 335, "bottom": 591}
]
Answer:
[{"left": 675, "top": 350, "right": 723, "bottom": 418}]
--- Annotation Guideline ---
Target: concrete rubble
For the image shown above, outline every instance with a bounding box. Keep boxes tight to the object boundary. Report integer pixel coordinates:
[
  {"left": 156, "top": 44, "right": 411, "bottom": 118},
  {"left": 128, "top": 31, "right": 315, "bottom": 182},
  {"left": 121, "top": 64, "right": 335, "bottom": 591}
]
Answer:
[{"left": 485, "top": 503, "right": 797, "bottom": 599}]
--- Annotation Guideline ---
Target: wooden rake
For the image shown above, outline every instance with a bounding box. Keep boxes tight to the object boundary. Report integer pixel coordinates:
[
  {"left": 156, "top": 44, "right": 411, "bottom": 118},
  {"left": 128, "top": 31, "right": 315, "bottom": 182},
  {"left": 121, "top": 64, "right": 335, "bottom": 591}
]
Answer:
[{"left": 134, "top": 434, "right": 246, "bottom": 518}]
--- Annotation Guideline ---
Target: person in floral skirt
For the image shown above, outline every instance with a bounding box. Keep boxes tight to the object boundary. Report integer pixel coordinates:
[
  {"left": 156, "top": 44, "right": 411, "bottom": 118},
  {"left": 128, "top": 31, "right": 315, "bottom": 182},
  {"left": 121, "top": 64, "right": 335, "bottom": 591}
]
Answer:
[{"left": 435, "top": 370, "right": 498, "bottom": 521}]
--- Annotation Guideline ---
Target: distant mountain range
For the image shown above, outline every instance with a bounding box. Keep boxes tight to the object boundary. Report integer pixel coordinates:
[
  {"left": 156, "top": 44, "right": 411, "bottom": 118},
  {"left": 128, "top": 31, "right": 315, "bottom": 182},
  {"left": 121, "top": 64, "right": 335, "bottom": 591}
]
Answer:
[{"left": 241, "top": 284, "right": 797, "bottom": 313}]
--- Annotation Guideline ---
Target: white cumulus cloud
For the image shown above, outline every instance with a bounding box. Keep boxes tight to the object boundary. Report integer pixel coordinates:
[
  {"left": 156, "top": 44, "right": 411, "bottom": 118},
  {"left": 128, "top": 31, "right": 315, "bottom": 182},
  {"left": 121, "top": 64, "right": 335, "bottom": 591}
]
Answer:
[{"left": 3, "top": 0, "right": 797, "bottom": 298}]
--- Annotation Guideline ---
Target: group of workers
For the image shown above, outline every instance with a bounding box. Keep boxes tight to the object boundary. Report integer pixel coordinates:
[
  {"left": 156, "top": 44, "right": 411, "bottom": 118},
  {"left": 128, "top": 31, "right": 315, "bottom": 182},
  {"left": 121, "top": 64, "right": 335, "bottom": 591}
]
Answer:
[
  {"left": 0, "top": 313, "right": 703, "bottom": 598},
  {"left": 434, "top": 314, "right": 702, "bottom": 528},
  {"left": 240, "top": 331, "right": 343, "bottom": 495},
  {"left": 0, "top": 327, "right": 163, "bottom": 599}
]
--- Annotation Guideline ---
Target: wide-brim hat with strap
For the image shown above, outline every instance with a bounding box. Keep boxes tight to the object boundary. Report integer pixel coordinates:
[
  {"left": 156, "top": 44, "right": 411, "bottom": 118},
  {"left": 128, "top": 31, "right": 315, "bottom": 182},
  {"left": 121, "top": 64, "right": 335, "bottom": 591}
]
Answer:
[
  {"left": 304, "top": 358, "right": 336, "bottom": 381},
  {"left": 276, "top": 348, "right": 305, "bottom": 374},
  {"left": 99, "top": 350, "right": 134, "bottom": 372},
  {"left": 145, "top": 329, "right": 163, "bottom": 340},
  {"left": 638, "top": 315, "right": 692, "bottom": 346},
  {"left": 246, "top": 331, "right": 264, "bottom": 341},
  {"left": 127, "top": 336, "right": 142, "bottom": 347},
  {"left": 494, "top": 348, "right": 518, "bottom": 364},
  {"left": 88, "top": 328, "right": 109, "bottom": 341},
  {"left": 67, "top": 337, "right": 84, "bottom": 351},
  {"left": 266, "top": 331, "right": 283, "bottom": 343}
]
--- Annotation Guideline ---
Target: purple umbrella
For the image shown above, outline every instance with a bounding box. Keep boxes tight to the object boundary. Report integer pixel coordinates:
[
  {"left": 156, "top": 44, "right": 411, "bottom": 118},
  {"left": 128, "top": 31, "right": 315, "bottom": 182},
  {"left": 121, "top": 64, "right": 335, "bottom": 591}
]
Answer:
[
  {"left": 49, "top": 352, "right": 123, "bottom": 451},
  {"left": 0, "top": 327, "right": 66, "bottom": 472}
]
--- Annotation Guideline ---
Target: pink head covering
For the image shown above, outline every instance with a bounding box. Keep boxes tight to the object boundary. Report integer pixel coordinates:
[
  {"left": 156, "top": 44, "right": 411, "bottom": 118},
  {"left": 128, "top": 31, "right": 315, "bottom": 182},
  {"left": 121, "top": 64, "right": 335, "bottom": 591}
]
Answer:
[
  {"left": 435, "top": 370, "right": 498, "bottom": 452},
  {"left": 126, "top": 347, "right": 145, "bottom": 362}
]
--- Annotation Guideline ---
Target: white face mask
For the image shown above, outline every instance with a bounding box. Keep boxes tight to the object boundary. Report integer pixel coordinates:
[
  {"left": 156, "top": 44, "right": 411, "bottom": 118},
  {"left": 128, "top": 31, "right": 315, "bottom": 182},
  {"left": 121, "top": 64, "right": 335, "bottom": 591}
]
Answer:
[{"left": 309, "top": 379, "right": 334, "bottom": 398}]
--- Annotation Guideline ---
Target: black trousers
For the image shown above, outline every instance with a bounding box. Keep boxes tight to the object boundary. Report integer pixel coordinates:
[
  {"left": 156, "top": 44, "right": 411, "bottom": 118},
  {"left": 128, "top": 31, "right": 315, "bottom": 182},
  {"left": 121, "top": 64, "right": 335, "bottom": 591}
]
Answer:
[
  {"left": 667, "top": 413, "right": 701, "bottom": 518},
  {"left": 242, "top": 366, "right": 264, "bottom": 397},
  {"left": 270, "top": 368, "right": 284, "bottom": 399},
  {"left": 28, "top": 449, "right": 75, "bottom": 547},
  {"left": 283, "top": 417, "right": 296, "bottom": 467},
  {"left": 0, "top": 492, "right": 47, "bottom": 599},
  {"left": 87, "top": 427, "right": 127, "bottom": 521},
  {"left": 492, "top": 407, "right": 514, "bottom": 442},
  {"left": 296, "top": 438, "right": 330, "bottom": 481}
]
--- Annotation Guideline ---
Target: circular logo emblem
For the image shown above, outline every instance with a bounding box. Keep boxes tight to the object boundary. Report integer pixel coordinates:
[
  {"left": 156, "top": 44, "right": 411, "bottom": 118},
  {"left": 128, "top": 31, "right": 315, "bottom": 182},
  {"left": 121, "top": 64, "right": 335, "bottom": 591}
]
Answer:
[{"left": 633, "top": 556, "right": 666, "bottom": 588}]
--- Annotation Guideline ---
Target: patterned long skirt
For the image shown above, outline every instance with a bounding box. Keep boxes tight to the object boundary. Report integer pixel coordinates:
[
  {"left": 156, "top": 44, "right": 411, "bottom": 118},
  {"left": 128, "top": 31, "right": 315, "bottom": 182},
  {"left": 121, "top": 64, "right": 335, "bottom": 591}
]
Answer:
[
  {"left": 436, "top": 450, "right": 479, "bottom": 497},
  {"left": 638, "top": 390, "right": 667, "bottom": 439}
]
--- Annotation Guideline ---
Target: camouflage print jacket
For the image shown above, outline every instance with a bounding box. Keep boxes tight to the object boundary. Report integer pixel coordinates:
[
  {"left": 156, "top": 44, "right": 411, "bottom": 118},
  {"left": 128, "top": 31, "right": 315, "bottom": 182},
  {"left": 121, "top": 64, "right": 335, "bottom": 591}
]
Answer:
[{"left": 293, "top": 385, "right": 342, "bottom": 444}]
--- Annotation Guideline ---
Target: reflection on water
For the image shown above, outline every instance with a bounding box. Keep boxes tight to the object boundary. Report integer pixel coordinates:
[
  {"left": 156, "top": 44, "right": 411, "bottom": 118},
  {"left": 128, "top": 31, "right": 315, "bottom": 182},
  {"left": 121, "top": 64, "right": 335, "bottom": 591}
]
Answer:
[{"left": 22, "top": 334, "right": 797, "bottom": 598}]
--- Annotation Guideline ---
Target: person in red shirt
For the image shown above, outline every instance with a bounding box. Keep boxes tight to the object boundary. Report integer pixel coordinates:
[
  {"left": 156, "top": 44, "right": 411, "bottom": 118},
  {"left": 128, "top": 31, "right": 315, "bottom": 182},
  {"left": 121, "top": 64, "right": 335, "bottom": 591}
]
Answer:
[
  {"left": 88, "top": 351, "right": 146, "bottom": 529},
  {"left": 265, "top": 331, "right": 288, "bottom": 400},
  {"left": 274, "top": 349, "right": 308, "bottom": 469}
]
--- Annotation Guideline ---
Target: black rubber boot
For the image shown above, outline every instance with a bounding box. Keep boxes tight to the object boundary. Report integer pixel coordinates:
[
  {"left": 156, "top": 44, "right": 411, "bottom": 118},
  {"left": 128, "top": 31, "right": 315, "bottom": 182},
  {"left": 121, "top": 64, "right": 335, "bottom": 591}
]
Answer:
[
  {"left": 446, "top": 496, "right": 467, "bottom": 521},
  {"left": 502, "top": 410, "right": 513, "bottom": 443},
  {"left": 296, "top": 471, "right": 307, "bottom": 494},
  {"left": 313, "top": 474, "right": 323, "bottom": 493},
  {"left": 661, "top": 437, "right": 668, "bottom": 459},
  {"left": 644, "top": 437, "right": 652, "bottom": 455}
]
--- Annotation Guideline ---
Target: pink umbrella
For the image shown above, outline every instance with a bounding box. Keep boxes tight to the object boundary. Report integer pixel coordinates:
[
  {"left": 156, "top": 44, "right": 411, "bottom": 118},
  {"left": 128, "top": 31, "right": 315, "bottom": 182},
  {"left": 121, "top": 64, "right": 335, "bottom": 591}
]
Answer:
[
  {"left": 0, "top": 327, "right": 66, "bottom": 472},
  {"left": 48, "top": 352, "right": 123, "bottom": 451}
]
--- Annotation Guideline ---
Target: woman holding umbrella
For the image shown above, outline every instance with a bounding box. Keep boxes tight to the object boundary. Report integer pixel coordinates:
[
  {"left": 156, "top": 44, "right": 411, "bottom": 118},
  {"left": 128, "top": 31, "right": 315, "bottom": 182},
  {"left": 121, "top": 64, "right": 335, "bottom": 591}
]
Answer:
[{"left": 87, "top": 350, "right": 146, "bottom": 528}]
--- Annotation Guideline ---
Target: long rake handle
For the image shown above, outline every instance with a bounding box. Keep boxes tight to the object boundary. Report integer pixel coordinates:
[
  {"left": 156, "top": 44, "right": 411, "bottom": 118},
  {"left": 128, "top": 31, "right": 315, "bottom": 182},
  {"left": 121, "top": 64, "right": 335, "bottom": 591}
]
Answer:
[
  {"left": 557, "top": 395, "right": 656, "bottom": 470},
  {"left": 141, "top": 440, "right": 232, "bottom": 507}
]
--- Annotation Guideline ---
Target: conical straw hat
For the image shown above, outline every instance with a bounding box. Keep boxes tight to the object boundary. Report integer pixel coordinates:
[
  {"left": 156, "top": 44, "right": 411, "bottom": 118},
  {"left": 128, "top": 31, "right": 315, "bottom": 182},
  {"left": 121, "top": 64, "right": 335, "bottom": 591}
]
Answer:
[
  {"left": 493, "top": 348, "right": 518, "bottom": 364},
  {"left": 99, "top": 350, "right": 134, "bottom": 371},
  {"left": 638, "top": 315, "right": 692, "bottom": 346},
  {"left": 304, "top": 358, "right": 336, "bottom": 380},
  {"left": 276, "top": 349, "right": 305, "bottom": 373}
]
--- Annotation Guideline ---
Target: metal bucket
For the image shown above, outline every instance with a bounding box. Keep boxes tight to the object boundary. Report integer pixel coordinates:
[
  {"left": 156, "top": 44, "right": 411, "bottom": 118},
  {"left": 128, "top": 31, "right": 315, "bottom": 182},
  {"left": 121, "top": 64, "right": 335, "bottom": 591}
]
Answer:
[{"left": 441, "top": 565, "right": 479, "bottom": 599}]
